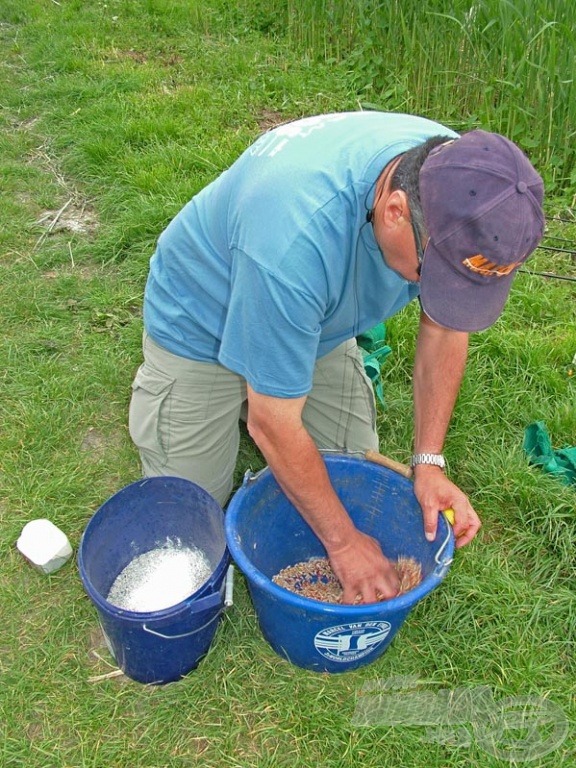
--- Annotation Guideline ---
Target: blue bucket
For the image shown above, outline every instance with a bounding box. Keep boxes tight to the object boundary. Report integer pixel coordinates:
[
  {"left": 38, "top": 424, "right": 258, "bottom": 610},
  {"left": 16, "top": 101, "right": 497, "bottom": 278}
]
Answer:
[
  {"left": 225, "top": 453, "right": 454, "bottom": 673},
  {"left": 78, "top": 477, "right": 230, "bottom": 684}
]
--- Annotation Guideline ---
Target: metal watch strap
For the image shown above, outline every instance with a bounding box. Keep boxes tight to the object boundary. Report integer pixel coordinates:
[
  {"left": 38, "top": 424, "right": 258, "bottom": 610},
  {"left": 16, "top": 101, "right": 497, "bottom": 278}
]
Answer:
[{"left": 410, "top": 452, "right": 446, "bottom": 470}]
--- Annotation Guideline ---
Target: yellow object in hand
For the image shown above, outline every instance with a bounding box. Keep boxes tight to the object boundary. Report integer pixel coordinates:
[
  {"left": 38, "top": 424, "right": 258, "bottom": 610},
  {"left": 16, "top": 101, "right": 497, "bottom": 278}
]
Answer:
[{"left": 443, "top": 508, "right": 455, "bottom": 525}]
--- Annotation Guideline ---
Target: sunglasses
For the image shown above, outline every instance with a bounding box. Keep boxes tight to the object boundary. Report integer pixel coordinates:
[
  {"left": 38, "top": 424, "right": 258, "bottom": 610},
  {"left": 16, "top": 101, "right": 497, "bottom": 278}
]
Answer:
[{"left": 410, "top": 217, "right": 427, "bottom": 276}]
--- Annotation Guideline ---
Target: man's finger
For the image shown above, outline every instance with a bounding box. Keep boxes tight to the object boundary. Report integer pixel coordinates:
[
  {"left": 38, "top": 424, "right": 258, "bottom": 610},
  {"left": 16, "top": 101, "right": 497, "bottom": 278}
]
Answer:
[
  {"left": 453, "top": 514, "right": 482, "bottom": 548},
  {"left": 423, "top": 508, "right": 439, "bottom": 542}
]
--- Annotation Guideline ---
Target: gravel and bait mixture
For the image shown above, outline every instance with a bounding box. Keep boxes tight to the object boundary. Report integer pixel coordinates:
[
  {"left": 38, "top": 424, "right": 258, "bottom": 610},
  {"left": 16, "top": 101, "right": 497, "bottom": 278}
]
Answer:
[
  {"left": 107, "top": 540, "right": 212, "bottom": 612},
  {"left": 272, "top": 555, "right": 422, "bottom": 604}
]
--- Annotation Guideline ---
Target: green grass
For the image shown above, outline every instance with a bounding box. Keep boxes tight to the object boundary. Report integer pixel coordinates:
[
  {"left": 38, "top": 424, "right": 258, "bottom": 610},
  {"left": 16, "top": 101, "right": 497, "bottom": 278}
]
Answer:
[
  {"left": 1, "top": 2, "right": 575, "bottom": 767},
  {"left": 279, "top": 0, "right": 576, "bottom": 196}
]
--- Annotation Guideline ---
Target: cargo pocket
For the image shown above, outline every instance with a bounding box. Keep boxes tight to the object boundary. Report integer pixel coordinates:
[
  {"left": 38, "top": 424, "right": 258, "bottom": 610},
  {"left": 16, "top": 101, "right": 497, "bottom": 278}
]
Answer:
[{"left": 129, "top": 363, "right": 175, "bottom": 467}]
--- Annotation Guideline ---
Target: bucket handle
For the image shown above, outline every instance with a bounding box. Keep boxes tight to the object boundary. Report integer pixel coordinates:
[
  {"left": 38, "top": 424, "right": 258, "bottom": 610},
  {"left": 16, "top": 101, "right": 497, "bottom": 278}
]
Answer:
[
  {"left": 243, "top": 449, "right": 411, "bottom": 484},
  {"left": 433, "top": 526, "right": 453, "bottom": 578},
  {"left": 142, "top": 590, "right": 223, "bottom": 639},
  {"left": 241, "top": 466, "right": 266, "bottom": 485},
  {"left": 142, "top": 608, "right": 222, "bottom": 640}
]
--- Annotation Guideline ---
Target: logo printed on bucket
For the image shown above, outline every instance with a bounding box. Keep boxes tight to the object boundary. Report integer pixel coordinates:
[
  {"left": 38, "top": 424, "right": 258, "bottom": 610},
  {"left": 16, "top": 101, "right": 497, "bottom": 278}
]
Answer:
[{"left": 314, "top": 621, "right": 392, "bottom": 663}]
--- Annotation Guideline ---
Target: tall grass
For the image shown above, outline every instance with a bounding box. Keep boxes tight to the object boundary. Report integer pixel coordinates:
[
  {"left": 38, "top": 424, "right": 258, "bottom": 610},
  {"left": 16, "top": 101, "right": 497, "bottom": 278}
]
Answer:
[{"left": 264, "top": 0, "right": 576, "bottom": 196}]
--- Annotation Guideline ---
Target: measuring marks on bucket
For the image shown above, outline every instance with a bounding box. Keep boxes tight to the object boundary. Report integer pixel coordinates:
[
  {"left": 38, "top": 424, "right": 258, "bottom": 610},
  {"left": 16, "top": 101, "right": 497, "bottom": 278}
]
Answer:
[{"left": 365, "top": 475, "right": 390, "bottom": 522}]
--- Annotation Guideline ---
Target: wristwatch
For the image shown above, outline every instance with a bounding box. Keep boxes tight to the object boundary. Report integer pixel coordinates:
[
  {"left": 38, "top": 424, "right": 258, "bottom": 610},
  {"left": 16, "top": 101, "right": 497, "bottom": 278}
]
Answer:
[{"left": 410, "top": 453, "right": 446, "bottom": 470}]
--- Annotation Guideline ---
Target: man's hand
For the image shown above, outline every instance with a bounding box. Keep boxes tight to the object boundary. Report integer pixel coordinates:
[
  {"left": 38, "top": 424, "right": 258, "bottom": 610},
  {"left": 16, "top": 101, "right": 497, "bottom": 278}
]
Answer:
[
  {"left": 326, "top": 529, "right": 400, "bottom": 604},
  {"left": 413, "top": 465, "right": 481, "bottom": 547},
  {"left": 246, "top": 385, "right": 400, "bottom": 604}
]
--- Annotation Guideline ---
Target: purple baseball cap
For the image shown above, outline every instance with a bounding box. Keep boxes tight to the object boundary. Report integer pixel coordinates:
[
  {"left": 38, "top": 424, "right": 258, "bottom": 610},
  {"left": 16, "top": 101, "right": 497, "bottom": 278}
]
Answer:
[{"left": 418, "top": 130, "right": 545, "bottom": 332}]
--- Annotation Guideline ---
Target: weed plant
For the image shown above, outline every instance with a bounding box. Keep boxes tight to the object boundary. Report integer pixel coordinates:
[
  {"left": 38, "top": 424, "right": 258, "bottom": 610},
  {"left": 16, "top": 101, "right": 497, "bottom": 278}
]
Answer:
[{"left": 0, "top": 2, "right": 574, "bottom": 767}]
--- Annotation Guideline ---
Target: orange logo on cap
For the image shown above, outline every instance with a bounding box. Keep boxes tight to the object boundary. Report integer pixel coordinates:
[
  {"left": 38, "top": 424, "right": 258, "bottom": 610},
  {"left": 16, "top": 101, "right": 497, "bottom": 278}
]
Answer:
[{"left": 463, "top": 255, "right": 522, "bottom": 277}]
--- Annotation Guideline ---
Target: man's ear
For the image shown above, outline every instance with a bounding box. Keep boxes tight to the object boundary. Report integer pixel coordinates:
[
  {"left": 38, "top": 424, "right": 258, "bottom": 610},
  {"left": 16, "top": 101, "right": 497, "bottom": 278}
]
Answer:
[{"left": 382, "top": 189, "right": 410, "bottom": 228}]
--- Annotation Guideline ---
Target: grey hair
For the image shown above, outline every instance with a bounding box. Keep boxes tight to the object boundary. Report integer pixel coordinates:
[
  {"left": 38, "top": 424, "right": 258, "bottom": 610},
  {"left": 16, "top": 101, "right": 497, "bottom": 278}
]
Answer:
[{"left": 389, "top": 135, "right": 452, "bottom": 235}]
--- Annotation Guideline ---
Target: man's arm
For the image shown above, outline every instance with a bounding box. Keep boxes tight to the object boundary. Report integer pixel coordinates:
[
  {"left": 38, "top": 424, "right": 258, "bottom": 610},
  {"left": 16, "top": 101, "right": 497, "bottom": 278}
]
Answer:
[
  {"left": 412, "top": 311, "right": 481, "bottom": 547},
  {"left": 246, "top": 384, "right": 400, "bottom": 603}
]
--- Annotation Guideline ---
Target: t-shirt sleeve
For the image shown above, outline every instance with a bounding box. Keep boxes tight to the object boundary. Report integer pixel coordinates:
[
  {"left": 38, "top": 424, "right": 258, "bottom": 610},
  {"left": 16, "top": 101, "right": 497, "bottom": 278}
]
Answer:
[{"left": 217, "top": 250, "right": 326, "bottom": 397}]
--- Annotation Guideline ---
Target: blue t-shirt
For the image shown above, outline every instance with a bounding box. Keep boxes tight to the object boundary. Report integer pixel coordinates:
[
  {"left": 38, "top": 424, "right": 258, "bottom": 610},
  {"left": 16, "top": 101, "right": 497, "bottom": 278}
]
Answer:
[{"left": 144, "top": 112, "right": 456, "bottom": 397}]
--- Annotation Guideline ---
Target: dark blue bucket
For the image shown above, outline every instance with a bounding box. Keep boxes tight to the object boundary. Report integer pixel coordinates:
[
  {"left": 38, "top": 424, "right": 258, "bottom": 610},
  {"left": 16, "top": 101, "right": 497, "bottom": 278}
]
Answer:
[
  {"left": 78, "top": 477, "right": 230, "bottom": 684},
  {"left": 225, "top": 453, "right": 454, "bottom": 673}
]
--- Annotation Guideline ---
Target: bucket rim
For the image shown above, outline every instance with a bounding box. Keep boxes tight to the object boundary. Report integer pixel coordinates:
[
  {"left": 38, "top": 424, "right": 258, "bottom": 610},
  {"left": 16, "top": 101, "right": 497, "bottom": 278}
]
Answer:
[
  {"left": 90, "top": 474, "right": 224, "bottom": 507},
  {"left": 224, "top": 454, "right": 454, "bottom": 615},
  {"left": 78, "top": 541, "right": 231, "bottom": 622},
  {"left": 78, "top": 474, "right": 230, "bottom": 622}
]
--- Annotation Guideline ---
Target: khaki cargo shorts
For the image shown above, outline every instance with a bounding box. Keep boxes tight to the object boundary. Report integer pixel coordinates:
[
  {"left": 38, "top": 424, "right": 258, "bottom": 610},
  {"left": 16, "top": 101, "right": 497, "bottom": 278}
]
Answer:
[{"left": 129, "top": 333, "right": 379, "bottom": 506}]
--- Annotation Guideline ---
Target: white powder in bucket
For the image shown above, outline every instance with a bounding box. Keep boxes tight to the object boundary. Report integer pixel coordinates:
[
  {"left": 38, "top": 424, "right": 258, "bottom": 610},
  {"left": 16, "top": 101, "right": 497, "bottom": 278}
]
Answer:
[{"left": 107, "top": 541, "right": 212, "bottom": 612}]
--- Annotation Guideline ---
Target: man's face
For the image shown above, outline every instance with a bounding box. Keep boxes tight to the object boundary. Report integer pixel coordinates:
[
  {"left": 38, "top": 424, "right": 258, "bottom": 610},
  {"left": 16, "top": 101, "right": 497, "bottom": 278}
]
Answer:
[{"left": 372, "top": 196, "right": 426, "bottom": 284}]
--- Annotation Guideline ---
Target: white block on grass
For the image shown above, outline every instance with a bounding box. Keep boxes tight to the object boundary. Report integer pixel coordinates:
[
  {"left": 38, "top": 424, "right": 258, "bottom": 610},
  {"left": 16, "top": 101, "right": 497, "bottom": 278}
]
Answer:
[{"left": 17, "top": 519, "right": 73, "bottom": 574}]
